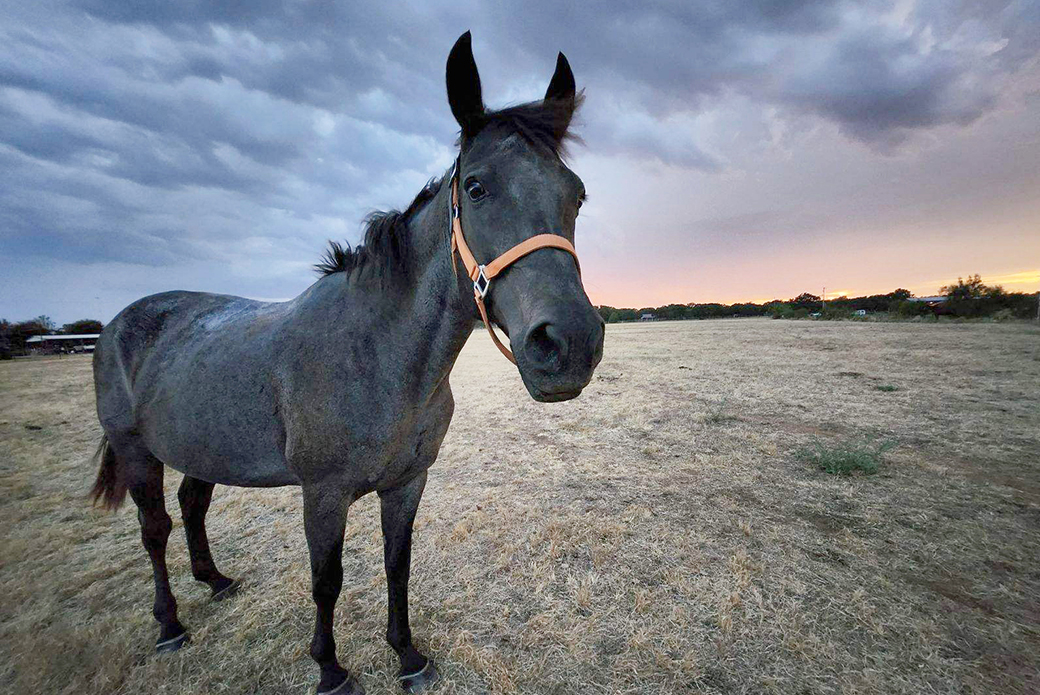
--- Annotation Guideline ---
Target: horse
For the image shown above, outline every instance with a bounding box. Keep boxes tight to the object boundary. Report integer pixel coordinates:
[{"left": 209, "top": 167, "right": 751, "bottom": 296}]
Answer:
[{"left": 90, "top": 31, "right": 604, "bottom": 695}]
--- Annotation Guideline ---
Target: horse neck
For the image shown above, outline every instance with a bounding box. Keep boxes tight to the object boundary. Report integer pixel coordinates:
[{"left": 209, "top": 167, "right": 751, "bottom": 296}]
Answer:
[
  {"left": 395, "top": 181, "right": 477, "bottom": 384},
  {"left": 343, "top": 178, "right": 474, "bottom": 395},
  {"left": 290, "top": 176, "right": 475, "bottom": 400}
]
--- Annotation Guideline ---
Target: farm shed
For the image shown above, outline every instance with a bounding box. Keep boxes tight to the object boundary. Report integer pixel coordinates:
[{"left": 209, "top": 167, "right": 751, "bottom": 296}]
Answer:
[{"left": 25, "top": 334, "right": 100, "bottom": 354}]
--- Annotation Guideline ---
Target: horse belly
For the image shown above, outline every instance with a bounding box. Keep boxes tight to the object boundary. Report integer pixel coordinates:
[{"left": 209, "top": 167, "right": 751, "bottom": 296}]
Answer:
[
  {"left": 139, "top": 370, "right": 296, "bottom": 487},
  {"left": 145, "top": 424, "right": 298, "bottom": 487}
]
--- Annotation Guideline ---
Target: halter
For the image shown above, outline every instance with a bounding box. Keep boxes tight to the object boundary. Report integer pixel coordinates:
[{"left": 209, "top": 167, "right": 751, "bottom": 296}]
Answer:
[{"left": 448, "top": 158, "right": 581, "bottom": 364}]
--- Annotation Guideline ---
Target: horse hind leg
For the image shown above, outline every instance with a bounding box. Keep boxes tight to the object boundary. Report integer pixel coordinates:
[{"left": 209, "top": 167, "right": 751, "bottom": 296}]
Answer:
[
  {"left": 120, "top": 447, "right": 190, "bottom": 653},
  {"left": 178, "top": 476, "right": 239, "bottom": 600}
]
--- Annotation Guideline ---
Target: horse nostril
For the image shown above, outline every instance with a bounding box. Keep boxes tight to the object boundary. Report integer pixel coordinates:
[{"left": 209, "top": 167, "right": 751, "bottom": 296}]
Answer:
[{"left": 525, "top": 322, "right": 568, "bottom": 369}]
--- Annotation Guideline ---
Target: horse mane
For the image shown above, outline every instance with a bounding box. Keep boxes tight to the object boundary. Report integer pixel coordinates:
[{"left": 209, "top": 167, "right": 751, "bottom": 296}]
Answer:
[
  {"left": 315, "top": 178, "right": 442, "bottom": 280},
  {"left": 316, "top": 95, "right": 583, "bottom": 280}
]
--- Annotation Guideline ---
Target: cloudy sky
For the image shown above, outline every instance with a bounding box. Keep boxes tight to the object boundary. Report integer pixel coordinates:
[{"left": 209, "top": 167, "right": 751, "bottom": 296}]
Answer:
[{"left": 1, "top": 1, "right": 1038, "bottom": 324}]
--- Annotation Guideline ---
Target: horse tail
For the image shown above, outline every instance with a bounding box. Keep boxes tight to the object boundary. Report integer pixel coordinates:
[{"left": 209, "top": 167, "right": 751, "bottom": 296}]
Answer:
[{"left": 89, "top": 434, "right": 127, "bottom": 510}]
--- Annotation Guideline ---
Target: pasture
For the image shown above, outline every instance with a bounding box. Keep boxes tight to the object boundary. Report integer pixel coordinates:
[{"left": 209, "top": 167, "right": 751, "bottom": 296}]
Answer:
[{"left": 1, "top": 318, "right": 1038, "bottom": 694}]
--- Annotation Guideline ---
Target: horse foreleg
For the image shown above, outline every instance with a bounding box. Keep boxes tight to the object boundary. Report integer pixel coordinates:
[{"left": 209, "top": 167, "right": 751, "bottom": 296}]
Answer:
[
  {"left": 178, "top": 476, "right": 238, "bottom": 600},
  {"left": 303, "top": 484, "right": 362, "bottom": 695},
  {"left": 379, "top": 472, "right": 438, "bottom": 692}
]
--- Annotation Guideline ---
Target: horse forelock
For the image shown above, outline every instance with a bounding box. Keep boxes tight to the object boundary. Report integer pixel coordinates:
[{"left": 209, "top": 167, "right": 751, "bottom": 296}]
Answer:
[{"left": 456, "top": 95, "right": 585, "bottom": 160}]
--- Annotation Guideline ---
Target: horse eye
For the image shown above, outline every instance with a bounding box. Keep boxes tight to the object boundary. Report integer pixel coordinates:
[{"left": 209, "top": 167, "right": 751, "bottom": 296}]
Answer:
[
  {"left": 576, "top": 197, "right": 584, "bottom": 210},
  {"left": 465, "top": 179, "right": 486, "bottom": 201}
]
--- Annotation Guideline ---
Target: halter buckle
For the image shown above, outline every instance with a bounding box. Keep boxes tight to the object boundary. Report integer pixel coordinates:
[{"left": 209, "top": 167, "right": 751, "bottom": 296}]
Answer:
[{"left": 474, "top": 265, "right": 491, "bottom": 299}]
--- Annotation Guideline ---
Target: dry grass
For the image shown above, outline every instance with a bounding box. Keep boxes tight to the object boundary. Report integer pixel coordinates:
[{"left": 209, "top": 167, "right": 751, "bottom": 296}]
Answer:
[{"left": 2, "top": 319, "right": 1039, "bottom": 694}]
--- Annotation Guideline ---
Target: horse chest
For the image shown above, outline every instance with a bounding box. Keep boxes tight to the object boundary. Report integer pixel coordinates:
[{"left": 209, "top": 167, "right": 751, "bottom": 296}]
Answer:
[
  {"left": 288, "top": 382, "right": 455, "bottom": 489},
  {"left": 363, "top": 385, "right": 455, "bottom": 489}
]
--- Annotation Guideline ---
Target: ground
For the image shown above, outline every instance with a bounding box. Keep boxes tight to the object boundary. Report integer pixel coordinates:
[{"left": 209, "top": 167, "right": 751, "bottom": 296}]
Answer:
[{"left": 1, "top": 318, "right": 1038, "bottom": 695}]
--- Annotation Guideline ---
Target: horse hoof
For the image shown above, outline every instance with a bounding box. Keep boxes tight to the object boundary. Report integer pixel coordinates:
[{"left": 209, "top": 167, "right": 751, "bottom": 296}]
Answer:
[
  {"left": 155, "top": 631, "right": 189, "bottom": 654},
  {"left": 399, "top": 660, "right": 439, "bottom": 693},
  {"left": 317, "top": 675, "right": 365, "bottom": 695},
  {"left": 212, "top": 578, "right": 241, "bottom": 602}
]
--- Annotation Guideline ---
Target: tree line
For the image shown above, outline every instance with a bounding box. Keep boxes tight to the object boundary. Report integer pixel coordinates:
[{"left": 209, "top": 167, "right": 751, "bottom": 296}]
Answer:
[
  {"left": 0, "top": 316, "right": 104, "bottom": 359},
  {"left": 598, "top": 277, "right": 1038, "bottom": 323}
]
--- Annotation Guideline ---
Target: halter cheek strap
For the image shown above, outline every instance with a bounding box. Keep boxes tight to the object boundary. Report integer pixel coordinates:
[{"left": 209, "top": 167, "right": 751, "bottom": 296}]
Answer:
[{"left": 449, "top": 160, "right": 581, "bottom": 364}]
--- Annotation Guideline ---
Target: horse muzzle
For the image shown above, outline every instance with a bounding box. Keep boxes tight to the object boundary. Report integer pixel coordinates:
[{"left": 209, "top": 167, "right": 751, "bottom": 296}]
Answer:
[{"left": 514, "top": 311, "right": 604, "bottom": 402}]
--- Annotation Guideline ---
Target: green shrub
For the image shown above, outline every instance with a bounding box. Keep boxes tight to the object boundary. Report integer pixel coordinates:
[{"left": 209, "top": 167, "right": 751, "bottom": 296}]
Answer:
[
  {"left": 796, "top": 438, "right": 895, "bottom": 476},
  {"left": 875, "top": 384, "right": 898, "bottom": 392},
  {"left": 821, "top": 306, "right": 853, "bottom": 320},
  {"left": 892, "top": 300, "right": 931, "bottom": 318},
  {"left": 992, "top": 308, "right": 1016, "bottom": 321}
]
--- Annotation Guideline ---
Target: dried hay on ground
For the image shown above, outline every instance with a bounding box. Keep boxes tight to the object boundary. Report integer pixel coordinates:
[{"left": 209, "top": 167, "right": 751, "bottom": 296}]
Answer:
[{"left": 2, "top": 319, "right": 1038, "bottom": 694}]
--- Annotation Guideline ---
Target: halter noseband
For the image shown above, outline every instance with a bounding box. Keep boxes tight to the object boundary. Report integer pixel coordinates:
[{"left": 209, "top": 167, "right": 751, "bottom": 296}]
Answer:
[{"left": 448, "top": 158, "right": 581, "bottom": 364}]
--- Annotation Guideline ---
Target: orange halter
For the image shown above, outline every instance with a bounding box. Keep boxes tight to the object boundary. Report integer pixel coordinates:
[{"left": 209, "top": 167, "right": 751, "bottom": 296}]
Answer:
[{"left": 449, "top": 159, "right": 581, "bottom": 364}]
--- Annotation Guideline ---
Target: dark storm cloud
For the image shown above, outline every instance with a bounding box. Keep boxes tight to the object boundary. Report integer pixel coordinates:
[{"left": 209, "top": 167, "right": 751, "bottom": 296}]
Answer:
[{"left": 1, "top": 0, "right": 1038, "bottom": 322}]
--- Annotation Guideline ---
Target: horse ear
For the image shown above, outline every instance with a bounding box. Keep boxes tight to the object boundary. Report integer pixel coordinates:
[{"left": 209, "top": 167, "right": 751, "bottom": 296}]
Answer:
[
  {"left": 544, "top": 52, "right": 577, "bottom": 141},
  {"left": 446, "top": 31, "right": 485, "bottom": 136},
  {"left": 545, "top": 53, "right": 576, "bottom": 103}
]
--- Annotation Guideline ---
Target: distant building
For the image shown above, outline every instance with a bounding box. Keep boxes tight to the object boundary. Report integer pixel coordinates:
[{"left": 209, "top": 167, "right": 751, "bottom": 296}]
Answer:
[
  {"left": 25, "top": 334, "right": 100, "bottom": 354},
  {"left": 640, "top": 313, "right": 656, "bottom": 321},
  {"left": 854, "top": 309, "right": 867, "bottom": 316}
]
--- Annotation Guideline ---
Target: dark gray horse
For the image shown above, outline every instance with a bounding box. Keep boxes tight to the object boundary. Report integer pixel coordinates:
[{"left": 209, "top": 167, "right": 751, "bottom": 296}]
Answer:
[{"left": 90, "top": 32, "right": 603, "bottom": 695}]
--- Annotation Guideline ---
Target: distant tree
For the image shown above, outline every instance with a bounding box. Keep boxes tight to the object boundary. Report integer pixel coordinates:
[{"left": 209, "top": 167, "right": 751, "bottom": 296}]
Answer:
[
  {"left": 828, "top": 295, "right": 853, "bottom": 310},
  {"left": 615, "top": 308, "right": 638, "bottom": 322},
  {"left": 7, "top": 319, "right": 49, "bottom": 355},
  {"left": 892, "top": 300, "right": 930, "bottom": 318},
  {"left": 62, "top": 319, "right": 104, "bottom": 334},
  {"left": 32, "top": 315, "right": 56, "bottom": 332},
  {"left": 941, "top": 274, "right": 989, "bottom": 317},
  {"left": 933, "top": 275, "right": 1038, "bottom": 318},
  {"left": 941, "top": 274, "right": 987, "bottom": 301},
  {"left": 0, "top": 319, "right": 11, "bottom": 360},
  {"left": 791, "top": 293, "right": 821, "bottom": 311},
  {"left": 890, "top": 288, "right": 912, "bottom": 301},
  {"left": 656, "top": 303, "right": 690, "bottom": 320}
]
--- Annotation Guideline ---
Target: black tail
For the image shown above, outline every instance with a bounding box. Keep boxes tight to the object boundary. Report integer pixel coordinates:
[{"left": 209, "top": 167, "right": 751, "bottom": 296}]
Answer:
[{"left": 89, "top": 434, "right": 127, "bottom": 510}]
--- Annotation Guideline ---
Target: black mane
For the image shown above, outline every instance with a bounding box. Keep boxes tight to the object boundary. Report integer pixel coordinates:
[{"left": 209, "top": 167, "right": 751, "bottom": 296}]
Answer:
[
  {"left": 315, "top": 178, "right": 442, "bottom": 279},
  {"left": 316, "top": 96, "right": 582, "bottom": 280}
]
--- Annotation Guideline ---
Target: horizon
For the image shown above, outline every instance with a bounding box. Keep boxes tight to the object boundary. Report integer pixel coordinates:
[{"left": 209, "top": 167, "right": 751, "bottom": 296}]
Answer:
[
  {"left": 8, "top": 268, "right": 1038, "bottom": 327},
  {"left": 2, "top": 3, "right": 1039, "bottom": 325}
]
